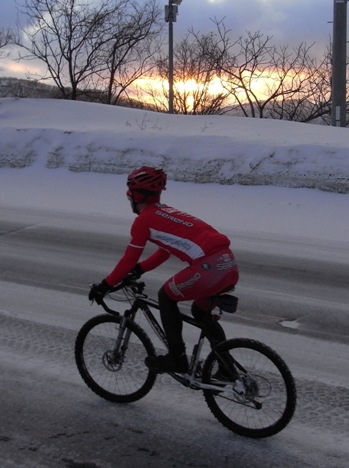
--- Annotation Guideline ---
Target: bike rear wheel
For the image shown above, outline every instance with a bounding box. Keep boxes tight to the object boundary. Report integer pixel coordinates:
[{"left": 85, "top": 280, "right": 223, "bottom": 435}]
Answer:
[
  {"left": 202, "top": 338, "right": 297, "bottom": 438},
  {"left": 75, "top": 314, "right": 157, "bottom": 403}
]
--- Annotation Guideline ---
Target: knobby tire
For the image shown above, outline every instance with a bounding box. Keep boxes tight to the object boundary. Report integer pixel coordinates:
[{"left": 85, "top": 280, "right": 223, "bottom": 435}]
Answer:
[
  {"left": 202, "top": 338, "right": 297, "bottom": 438},
  {"left": 75, "top": 314, "right": 157, "bottom": 403}
]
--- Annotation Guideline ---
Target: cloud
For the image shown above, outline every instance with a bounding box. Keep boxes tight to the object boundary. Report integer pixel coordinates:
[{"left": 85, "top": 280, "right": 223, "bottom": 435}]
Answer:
[
  {"left": 0, "top": 58, "right": 43, "bottom": 79},
  {"left": 0, "top": 0, "right": 333, "bottom": 81},
  {"left": 176, "top": 0, "right": 332, "bottom": 53}
]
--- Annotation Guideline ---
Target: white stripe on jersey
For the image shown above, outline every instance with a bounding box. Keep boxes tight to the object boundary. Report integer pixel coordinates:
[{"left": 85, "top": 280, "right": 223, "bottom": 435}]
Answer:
[
  {"left": 129, "top": 243, "right": 145, "bottom": 249},
  {"left": 149, "top": 228, "right": 205, "bottom": 259}
]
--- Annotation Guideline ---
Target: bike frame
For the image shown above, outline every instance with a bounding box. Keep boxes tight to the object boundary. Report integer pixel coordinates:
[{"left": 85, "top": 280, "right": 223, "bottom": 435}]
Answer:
[{"left": 100, "top": 287, "right": 236, "bottom": 393}]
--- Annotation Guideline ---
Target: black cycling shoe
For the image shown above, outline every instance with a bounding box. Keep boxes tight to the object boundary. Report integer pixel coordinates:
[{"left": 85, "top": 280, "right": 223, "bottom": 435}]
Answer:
[{"left": 145, "top": 352, "right": 189, "bottom": 374}]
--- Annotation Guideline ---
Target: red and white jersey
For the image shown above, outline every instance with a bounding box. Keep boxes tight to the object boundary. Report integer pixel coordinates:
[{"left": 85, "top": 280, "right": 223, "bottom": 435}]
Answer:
[
  {"left": 131, "top": 204, "right": 230, "bottom": 262},
  {"left": 105, "top": 203, "right": 230, "bottom": 286}
]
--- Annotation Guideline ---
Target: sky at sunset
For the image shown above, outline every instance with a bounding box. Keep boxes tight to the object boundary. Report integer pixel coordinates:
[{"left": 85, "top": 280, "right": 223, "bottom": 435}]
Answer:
[{"left": 0, "top": 1, "right": 339, "bottom": 80}]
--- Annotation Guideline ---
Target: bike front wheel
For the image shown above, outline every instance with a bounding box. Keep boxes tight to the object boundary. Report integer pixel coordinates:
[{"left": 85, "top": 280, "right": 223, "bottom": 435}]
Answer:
[
  {"left": 75, "top": 314, "right": 157, "bottom": 403},
  {"left": 202, "top": 338, "right": 297, "bottom": 438}
]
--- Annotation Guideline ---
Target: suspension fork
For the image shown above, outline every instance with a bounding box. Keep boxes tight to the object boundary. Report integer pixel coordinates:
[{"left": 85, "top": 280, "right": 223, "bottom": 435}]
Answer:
[{"left": 113, "top": 308, "right": 137, "bottom": 357}]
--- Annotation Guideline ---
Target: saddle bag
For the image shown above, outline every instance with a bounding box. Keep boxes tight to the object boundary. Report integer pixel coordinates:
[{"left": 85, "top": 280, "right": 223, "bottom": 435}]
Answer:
[{"left": 212, "top": 294, "right": 238, "bottom": 314}]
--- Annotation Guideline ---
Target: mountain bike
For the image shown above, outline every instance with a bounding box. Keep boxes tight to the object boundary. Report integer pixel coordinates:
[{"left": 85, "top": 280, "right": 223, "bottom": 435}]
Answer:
[{"left": 75, "top": 279, "right": 297, "bottom": 438}]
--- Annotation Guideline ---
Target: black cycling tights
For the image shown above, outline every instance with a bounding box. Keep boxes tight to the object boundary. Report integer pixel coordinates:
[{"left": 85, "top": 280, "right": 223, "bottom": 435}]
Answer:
[
  {"left": 191, "top": 302, "right": 226, "bottom": 344},
  {"left": 158, "top": 287, "right": 227, "bottom": 355},
  {"left": 158, "top": 286, "right": 186, "bottom": 355}
]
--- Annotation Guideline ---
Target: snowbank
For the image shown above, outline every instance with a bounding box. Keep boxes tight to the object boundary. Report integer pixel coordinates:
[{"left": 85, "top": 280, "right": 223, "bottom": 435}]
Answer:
[{"left": 0, "top": 98, "right": 348, "bottom": 193}]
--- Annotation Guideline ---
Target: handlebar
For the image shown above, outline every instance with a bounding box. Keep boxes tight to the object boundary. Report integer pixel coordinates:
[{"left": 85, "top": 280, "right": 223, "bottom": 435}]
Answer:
[
  {"left": 109, "top": 277, "right": 146, "bottom": 295},
  {"left": 94, "top": 277, "right": 147, "bottom": 316}
]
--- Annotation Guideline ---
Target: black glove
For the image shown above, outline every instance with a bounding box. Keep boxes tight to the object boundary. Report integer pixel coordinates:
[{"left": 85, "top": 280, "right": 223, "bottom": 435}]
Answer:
[
  {"left": 128, "top": 263, "right": 144, "bottom": 280},
  {"left": 88, "top": 279, "right": 112, "bottom": 304}
]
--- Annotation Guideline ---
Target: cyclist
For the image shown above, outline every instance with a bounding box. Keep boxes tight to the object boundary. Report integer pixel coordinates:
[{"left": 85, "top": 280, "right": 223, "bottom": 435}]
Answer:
[{"left": 89, "top": 166, "right": 239, "bottom": 374}]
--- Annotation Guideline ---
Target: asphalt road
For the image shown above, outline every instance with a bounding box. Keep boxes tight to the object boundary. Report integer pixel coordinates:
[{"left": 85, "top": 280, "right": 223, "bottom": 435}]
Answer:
[
  {"left": 1, "top": 206, "right": 349, "bottom": 467},
  {"left": 1, "top": 205, "right": 348, "bottom": 342}
]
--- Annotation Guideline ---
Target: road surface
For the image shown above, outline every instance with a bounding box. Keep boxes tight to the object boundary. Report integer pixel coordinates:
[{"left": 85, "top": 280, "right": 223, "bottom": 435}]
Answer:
[{"left": 1, "top": 206, "right": 348, "bottom": 467}]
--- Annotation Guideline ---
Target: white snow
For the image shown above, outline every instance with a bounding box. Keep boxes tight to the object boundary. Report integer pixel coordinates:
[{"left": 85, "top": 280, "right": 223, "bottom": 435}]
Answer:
[{"left": 0, "top": 97, "right": 348, "bottom": 243}]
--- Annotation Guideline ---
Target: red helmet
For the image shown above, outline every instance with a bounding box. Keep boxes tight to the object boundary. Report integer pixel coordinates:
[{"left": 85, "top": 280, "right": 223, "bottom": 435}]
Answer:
[
  {"left": 127, "top": 167, "right": 167, "bottom": 211},
  {"left": 127, "top": 166, "right": 167, "bottom": 194}
]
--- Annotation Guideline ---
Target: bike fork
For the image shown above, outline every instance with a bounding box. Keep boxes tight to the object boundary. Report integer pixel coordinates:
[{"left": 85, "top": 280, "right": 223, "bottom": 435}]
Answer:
[{"left": 113, "top": 315, "right": 132, "bottom": 358}]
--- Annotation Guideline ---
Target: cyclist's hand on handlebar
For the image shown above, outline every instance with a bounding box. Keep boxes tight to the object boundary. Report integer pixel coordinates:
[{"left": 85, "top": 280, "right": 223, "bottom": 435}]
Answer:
[
  {"left": 127, "top": 263, "right": 144, "bottom": 280},
  {"left": 88, "top": 279, "right": 112, "bottom": 304}
]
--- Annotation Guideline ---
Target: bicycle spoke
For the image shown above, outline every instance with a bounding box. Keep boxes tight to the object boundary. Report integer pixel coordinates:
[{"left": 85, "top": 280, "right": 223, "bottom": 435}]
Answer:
[
  {"left": 75, "top": 315, "right": 156, "bottom": 403},
  {"left": 203, "top": 338, "right": 296, "bottom": 438}
]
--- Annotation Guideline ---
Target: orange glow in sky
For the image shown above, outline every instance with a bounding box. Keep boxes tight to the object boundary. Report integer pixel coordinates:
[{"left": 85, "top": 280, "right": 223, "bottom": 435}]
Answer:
[{"left": 1, "top": 60, "right": 43, "bottom": 78}]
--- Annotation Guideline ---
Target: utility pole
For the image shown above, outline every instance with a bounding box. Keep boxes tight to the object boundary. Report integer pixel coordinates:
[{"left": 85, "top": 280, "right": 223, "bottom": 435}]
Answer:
[
  {"left": 165, "top": 0, "right": 182, "bottom": 114},
  {"left": 331, "top": 0, "right": 348, "bottom": 127}
]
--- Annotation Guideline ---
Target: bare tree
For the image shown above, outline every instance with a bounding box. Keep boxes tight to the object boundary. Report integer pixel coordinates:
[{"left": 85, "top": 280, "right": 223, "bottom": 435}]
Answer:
[
  {"left": 269, "top": 46, "right": 332, "bottom": 123},
  {"left": 16, "top": 0, "right": 118, "bottom": 99},
  {"left": 150, "top": 30, "right": 230, "bottom": 114},
  {"left": 0, "top": 27, "right": 13, "bottom": 60},
  {"left": 216, "top": 30, "right": 318, "bottom": 119},
  {"left": 16, "top": 0, "right": 162, "bottom": 101},
  {"left": 203, "top": 19, "right": 334, "bottom": 123},
  {"left": 92, "top": 0, "right": 163, "bottom": 105}
]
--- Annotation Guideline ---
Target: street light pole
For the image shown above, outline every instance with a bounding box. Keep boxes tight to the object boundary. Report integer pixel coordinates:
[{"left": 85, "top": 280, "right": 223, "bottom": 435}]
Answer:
[
  {"left": 168, "top": 11, "right": 174, "bottom": 113},
  {"left": 165, "top": 0, "right": 182, "bottom": 114},
  {"left": 331, "top": 0, "right": 348, "bottom": 127}
]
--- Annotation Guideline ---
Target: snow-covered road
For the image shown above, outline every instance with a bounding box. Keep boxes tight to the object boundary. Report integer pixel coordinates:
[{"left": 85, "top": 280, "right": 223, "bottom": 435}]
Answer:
[{"left": 1, "top": 207, "right": 348, "bottom": 467}]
